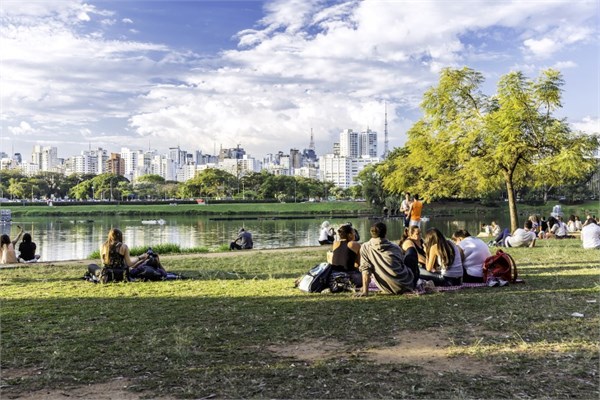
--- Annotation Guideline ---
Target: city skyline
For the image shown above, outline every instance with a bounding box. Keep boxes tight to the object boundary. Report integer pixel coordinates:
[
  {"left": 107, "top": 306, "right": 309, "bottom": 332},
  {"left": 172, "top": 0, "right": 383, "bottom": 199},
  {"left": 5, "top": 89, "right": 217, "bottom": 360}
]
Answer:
[{"left": 1, "top": 0, "right": 599, "bottom": 160}]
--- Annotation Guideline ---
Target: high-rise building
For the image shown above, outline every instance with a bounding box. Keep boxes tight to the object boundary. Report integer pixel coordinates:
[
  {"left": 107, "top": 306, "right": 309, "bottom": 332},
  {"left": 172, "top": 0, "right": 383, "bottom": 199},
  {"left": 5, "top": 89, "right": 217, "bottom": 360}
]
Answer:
[
  {"left": 31, "top": 145, "right": 58, "bottom": 172},
  {"left": 359, "top": 128, "right": 378, "bottom": 158},
  {"left": 339, "top": 129, "right": 359, "bottom": 158}
]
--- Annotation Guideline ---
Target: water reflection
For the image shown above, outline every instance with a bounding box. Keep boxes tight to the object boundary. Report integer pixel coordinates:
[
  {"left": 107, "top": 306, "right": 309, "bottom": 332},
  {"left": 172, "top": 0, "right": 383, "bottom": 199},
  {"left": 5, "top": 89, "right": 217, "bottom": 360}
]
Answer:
[{"left": 1, "top": 214, "right": 510, "bottom": 262}]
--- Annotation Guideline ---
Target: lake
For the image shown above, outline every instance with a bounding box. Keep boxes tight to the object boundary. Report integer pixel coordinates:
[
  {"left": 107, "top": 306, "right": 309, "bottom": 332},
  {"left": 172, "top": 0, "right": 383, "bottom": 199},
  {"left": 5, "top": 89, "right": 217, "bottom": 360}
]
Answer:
[{"left": 0, "top": 214, "right": 511, "bottom": 261}]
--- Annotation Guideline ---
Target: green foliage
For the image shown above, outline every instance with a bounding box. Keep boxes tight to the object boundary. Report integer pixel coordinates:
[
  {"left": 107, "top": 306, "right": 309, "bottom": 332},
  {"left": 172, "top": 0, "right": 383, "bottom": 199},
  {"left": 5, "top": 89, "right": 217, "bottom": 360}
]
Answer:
[{"left": 381, "top": 67, "right": 599, "bottom": 231}]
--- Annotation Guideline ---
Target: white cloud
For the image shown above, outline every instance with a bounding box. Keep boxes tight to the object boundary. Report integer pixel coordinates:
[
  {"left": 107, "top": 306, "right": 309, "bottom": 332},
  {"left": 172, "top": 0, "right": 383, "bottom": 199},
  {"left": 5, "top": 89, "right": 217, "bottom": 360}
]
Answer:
[
  {"left": 571, "top": 116, "right": 600, "bottom": 135},
  {"left": 9, "top": 121, "right": 35, "bottom": 136},
  {"left": 1, "top": 0, "right": 598, "bottom": 158}
]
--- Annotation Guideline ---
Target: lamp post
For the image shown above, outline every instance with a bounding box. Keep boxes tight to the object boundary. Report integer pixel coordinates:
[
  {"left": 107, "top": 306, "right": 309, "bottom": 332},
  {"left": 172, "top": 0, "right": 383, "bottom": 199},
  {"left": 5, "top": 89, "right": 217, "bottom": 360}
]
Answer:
[{"left": 91, "top": 185, "right": 94, "bottom": 201}]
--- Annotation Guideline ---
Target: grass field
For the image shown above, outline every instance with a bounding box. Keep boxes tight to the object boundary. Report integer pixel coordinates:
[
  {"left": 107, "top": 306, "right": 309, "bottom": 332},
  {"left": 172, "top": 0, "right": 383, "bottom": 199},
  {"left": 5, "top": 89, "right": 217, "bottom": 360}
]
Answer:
[{"left": 1, "top": 239, "right": 598, "bottom": 399}]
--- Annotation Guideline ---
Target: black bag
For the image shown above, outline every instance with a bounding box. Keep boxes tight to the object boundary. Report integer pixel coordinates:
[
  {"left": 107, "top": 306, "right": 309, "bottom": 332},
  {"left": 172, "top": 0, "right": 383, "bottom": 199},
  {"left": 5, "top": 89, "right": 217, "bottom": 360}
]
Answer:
[
  {"left": 297, "top": 263, "right": 332, "bottom": 293},
  {"left": 130, "top": 263, "right": 166, "bottom": 281},
  {"left": 328, "top": 271, "right": 354, "bottom": 293},
  {"left": 101, "top": 267, "right": 129, "bottom": 283}
]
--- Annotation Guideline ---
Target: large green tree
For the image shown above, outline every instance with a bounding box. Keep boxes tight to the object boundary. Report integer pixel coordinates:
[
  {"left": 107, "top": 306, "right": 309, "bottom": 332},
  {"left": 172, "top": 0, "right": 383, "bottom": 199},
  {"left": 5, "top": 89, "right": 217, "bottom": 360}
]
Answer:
[{"left": 383, "top": 67, "right": 598, "bottom": 231}]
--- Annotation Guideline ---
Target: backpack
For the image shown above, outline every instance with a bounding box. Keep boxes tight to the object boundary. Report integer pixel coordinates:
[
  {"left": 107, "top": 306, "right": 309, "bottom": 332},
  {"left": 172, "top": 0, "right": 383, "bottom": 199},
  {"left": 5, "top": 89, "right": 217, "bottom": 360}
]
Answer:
[
  {"left": 297, "top": 263, "right": 332, "bottom": 293},
  {"left": 328, "top": 271, "right": 355, "bottom": 293},
  {"left": 482, "top": 249, "right": 519, "bottom": 284}
]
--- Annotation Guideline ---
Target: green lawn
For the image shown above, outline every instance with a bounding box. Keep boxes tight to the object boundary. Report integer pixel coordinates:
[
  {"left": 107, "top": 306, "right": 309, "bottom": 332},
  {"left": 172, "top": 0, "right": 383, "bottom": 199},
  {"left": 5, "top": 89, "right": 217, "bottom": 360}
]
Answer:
[{"left": 1, "top": 240, "right": 598, "bottom": 399}]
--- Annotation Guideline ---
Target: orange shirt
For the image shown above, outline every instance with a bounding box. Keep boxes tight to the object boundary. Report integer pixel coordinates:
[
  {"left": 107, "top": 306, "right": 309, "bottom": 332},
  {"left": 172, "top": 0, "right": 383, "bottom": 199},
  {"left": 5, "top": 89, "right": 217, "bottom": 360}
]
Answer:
[{"left": 410, "top": 200, "right": 423, "bottom": 221}]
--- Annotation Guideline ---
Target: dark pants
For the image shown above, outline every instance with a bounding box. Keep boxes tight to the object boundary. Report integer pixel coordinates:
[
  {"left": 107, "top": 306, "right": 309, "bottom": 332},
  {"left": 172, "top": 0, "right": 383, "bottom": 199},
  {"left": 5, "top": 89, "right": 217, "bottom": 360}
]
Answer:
[
  {"left": 403, "top": 247, "right": 422, "bottom": 288},
  {"left": 230, "top": 242, "right": 252, "bottom": 250},
  {"left": 463, "top": 273, "right": 484, "bottom": 283},
  {"left": 494, "top": 228, "right": 511, "bottom": 246},
  {"left": 418, "top": 267, "right": 462, "bottom": 286}
]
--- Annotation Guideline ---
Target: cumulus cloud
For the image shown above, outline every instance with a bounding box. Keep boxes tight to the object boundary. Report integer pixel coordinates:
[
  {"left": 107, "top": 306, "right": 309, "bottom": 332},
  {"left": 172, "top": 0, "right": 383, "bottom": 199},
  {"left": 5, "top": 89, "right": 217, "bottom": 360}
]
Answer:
[
  {"left": 9, "top": 121, "right": 35, "bottom": 136},
  {"left": 1, "top": 0, "right": 598, "bottom": 158},
  {"left": 571, "top": 116, "right": 600, "bottom": 135}
]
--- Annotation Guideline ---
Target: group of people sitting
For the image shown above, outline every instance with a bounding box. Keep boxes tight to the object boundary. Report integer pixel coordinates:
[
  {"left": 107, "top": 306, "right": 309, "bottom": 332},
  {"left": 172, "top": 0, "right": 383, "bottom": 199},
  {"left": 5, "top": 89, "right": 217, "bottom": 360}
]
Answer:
[
  {"left": 483, "top": 213, "right": 600, "bottom": 249},
  {"left": 324, "top": 220, "right": 497, "bottom": 297},
  {"left": 321, "top": 211, "right": 600, "bottom": 296},
  {"left": 0, "top": 225, "right": 41, "bottom": 264}
]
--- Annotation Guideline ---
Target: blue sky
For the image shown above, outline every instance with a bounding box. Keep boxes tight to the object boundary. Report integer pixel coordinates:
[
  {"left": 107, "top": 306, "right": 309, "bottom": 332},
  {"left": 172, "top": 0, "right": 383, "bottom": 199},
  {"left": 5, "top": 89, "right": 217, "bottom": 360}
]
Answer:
[{"left": 1, "top": 0, "right": 599, "bottom": 160}]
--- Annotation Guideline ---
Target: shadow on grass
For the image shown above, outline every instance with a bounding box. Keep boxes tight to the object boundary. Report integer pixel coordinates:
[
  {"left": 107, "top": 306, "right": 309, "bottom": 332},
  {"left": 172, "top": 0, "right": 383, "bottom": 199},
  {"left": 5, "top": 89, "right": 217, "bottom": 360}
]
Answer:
[{"left": 2, "top": 289, "right": 598, "bottom": 399}]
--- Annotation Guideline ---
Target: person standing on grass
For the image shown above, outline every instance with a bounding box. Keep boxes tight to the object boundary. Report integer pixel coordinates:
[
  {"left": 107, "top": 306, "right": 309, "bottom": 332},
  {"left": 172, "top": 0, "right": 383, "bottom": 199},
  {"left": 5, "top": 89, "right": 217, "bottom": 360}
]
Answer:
[
  {"left": 399, "top": 192, "right": 412, "bottom": 227},
  {"left": 452, "top": 229, "right": 491, "bottom": 283},
  {"left": 407, "top": 194, "right": 423, "bottom": 227},
  {"left": 0, "top": 225, "right": 24, "bottom": 264},
  {"left": 581, "top": 218, "right": 600, "bottom": 249},
  {"left": 230, "top": 227, "right": 253, "bottom": 250},
  {"left": 357, "top": 222, "right": 417, "bottom": 296}
]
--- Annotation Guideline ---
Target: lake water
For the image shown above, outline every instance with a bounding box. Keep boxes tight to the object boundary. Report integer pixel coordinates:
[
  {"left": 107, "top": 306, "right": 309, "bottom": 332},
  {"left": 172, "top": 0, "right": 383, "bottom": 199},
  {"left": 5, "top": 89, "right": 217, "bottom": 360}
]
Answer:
[{"left": 0, "top": 214, "right": 511, "bottom": 261}]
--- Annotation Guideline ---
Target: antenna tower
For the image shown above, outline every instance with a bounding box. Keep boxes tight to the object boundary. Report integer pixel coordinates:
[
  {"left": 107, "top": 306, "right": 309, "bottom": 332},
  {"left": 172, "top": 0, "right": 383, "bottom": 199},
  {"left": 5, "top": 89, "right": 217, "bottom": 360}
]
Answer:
[
  {"left": 383, "top": 102, "right": 389, "bottom": 158},
  {"left": 309, "top": 128, "right": 315, "bottom": 150}
]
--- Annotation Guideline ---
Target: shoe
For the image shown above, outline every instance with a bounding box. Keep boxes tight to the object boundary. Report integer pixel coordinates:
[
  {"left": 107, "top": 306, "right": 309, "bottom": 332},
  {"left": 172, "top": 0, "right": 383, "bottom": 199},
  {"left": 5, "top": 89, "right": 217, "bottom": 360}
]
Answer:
[
  {"left": 487, "top": 278, "right": 499, "bottom": 287},
  {"left": 498, "top": 279, "right": 509, "bottom": 287}
]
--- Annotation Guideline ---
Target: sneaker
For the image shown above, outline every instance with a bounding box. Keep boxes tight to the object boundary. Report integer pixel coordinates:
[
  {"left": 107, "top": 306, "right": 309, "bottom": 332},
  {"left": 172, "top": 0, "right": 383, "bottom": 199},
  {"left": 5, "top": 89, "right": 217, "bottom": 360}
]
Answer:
[
  {"left": 487, "top": 278, "right": 499, "bottom": 287},
  {"left": 498, "top": 279, "right": 509, "bottom": 287}
]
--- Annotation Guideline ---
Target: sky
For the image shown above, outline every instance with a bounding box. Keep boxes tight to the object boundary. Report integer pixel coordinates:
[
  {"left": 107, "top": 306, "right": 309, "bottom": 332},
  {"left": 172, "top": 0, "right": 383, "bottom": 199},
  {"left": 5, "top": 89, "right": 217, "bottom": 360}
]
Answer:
[{"left": 1, "top": 0, "right": 599, "bottom": 161}]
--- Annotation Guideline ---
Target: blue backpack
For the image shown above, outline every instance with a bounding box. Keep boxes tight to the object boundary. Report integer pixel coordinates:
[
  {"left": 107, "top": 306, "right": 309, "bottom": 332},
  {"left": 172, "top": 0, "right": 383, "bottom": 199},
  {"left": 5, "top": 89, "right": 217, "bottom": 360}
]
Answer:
[{"left": 298, "top": 263, "right": 332, "bottom": 293}]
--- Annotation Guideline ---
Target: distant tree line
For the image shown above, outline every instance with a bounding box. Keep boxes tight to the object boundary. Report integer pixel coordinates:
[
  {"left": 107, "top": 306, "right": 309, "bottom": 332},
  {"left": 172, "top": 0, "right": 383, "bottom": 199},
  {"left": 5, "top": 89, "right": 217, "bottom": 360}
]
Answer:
[{"left": 0, "top": 169, "right": 359, "bottom": 203}]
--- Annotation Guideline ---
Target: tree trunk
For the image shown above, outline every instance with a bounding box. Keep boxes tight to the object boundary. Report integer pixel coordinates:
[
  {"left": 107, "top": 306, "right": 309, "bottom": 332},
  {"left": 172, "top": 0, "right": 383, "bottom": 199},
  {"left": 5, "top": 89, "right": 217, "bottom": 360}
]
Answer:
[{"left": 505, "top": 177, "right": 519, "bottom": 232}]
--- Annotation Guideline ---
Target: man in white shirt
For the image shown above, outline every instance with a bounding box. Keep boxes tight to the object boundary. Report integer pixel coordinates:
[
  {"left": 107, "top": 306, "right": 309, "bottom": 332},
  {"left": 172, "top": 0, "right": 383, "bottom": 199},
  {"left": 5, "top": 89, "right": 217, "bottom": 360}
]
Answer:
[
  {"left": 494, "top": 220, "right": 536, "bottom": 248},
  {"left": 581, "top": 218, "right": 600, "bottom": 249},
  {"left": 399, "top": 192, "right": 411, "bottom": 227}
]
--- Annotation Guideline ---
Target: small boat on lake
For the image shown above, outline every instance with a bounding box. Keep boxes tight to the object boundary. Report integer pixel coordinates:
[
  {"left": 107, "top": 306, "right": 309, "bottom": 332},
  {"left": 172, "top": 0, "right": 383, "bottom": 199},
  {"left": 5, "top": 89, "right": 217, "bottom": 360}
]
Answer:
[{"left": 141, "top": 219, "right": 166, "bottom": 225}]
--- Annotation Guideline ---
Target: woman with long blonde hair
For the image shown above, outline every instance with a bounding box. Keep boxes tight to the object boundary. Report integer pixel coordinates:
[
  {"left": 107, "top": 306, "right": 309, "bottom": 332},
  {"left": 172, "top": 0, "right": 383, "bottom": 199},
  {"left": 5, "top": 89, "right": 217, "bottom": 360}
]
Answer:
[{"left": 101, "top": 228, "right": 146, "bottom": 269}]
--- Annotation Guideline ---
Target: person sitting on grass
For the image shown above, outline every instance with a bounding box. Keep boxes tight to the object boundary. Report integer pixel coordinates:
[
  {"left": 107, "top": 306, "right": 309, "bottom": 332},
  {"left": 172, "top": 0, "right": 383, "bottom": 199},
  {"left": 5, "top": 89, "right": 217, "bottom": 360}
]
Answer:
[
  {"left": 452, "top": 229, "right": 491, "bottom": 283},
  {"left": 400, "top": 226, "right": 426, "bottom": 268},
  {"left": 549, "top": 215, "right": 571, "bottom": 239},
  {"left": 356, "top": 221, "right": 418, "bottom": 296},
  {"left": 18, "top": 233, "right": 41, "bottom": 263},
  {"left": 493, "top": 220, "right": 537, "bottom": 247},
  {"left": 420, "top": 228, "right": 464, "bottom": 287},
  {"left": 230, "top": 227, "right": 253, "bottom": 250},
  {"left": 101, "top": 228, "right": 148, "bottom": 269},
  {"left": 318, "top": 221, "right": 335, "bottom": 245},
  {"left": 330, "top": 224, "right": 362, "bottom": 287},
  {"left": 0, "top": 225, "right": 24, "bottom": 264},
  {"left": 581, "top": 218, "right": 600, "bottom": 250}
]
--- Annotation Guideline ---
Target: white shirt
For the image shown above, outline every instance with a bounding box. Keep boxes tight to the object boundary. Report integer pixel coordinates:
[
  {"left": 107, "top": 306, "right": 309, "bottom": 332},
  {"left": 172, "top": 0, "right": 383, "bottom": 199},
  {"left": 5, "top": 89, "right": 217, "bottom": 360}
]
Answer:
[
  {"left": 551, "top": 221, "right": 567, "bottom": 237},
  {"left": 581, "top": 223, "right": 600, "bottom": 249},
  {"left": 506, "top": 228, "right": 536, "bottom": 247},
  {"left": 457, "top": 236, "right": 492, "bottom": 278}
]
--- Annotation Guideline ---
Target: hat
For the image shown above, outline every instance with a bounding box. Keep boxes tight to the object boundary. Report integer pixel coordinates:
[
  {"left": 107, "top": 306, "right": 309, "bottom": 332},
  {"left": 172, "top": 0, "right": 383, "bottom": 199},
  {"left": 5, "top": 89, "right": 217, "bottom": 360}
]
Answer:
[{"left": 321, "top": 221, "right": 330, "bottom": 229}]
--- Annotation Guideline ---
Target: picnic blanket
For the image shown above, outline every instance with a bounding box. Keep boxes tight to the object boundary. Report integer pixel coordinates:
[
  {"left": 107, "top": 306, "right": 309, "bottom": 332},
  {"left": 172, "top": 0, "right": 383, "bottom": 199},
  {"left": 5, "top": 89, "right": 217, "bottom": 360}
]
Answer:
[{"left": 368, "top": 281, "right": 487, "bottom": 294}]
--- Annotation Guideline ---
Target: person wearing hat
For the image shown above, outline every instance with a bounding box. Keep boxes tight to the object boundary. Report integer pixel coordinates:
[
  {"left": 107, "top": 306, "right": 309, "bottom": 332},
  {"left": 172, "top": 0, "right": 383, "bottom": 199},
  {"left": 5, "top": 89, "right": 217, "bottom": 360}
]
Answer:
[
  {"left": 318, "top": 221, "right": 335, "bottom": 245},
  {"left": 230, "top": 227, "right": 253, "bottom": 250}
]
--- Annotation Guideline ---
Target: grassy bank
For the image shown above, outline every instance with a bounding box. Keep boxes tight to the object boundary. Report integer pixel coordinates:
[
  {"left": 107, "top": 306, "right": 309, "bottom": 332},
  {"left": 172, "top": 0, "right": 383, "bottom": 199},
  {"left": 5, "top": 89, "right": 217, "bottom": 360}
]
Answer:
[
  {"left": 1, "top": 200, "right": 598, "bottom": 219},
  {"left": 0, "top": 201, "right": 374, "bottom": 218},
  {"left": 1, "top": 240, "right": 598, "bottom": 399}
]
